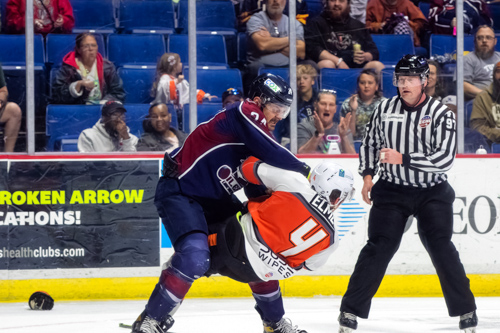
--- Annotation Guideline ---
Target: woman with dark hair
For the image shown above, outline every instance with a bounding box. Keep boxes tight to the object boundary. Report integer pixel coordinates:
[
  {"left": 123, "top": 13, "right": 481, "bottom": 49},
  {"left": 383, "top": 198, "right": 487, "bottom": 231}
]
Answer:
[
  {"left": 137, "top": 103, "right": 188, "bottom": 152},
  {"left": 341, "top": 68, "right": 386, "bottom": 140},
  {"left": 425, "top": 59, "right": 446, "bottom": 99},
  {"left": 52, "top": 33, "right": 125, "bottom": 105}
]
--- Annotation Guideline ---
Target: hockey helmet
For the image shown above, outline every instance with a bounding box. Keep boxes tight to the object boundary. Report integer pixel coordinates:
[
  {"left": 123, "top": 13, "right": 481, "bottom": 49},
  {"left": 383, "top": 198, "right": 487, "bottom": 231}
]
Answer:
[
  {"left": 310, "top": 161, "right": 355, "bottom": 210},
  {"left": 393, "top": 54, "right": 429, "bottom": 87},
  {"left": 248, "top": 73, "right": 293, "bottom": 118}
]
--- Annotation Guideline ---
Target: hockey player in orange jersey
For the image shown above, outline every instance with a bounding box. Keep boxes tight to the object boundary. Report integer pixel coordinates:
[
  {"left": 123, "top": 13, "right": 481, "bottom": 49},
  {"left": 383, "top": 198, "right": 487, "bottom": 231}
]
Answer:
[{"left": 205, "top": 157, "right": 355, "bottom": 333}]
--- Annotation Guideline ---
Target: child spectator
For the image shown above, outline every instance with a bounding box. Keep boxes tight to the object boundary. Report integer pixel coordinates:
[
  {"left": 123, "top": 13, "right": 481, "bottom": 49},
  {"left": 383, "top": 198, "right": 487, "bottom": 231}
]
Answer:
[
  {"left": 137, "top": 103, "right": 188, "bottom": 153},
  {"left": 222, "top": 88, "right": 244, "bottom": 108},
  {"left": 78, "top": 101, "right": 138, "bottom": 152},
  {"left": 52, "top": 33, "right": 125, "bottom": 105},
  {"left": 341, "top": 69, "right": 386, "bottom": 140},
  {"left": 6, "top": 0, "right": 74, "bottom": 35},
  {"left": 297, "top": 64, "right": 318, "bottom": 123}
]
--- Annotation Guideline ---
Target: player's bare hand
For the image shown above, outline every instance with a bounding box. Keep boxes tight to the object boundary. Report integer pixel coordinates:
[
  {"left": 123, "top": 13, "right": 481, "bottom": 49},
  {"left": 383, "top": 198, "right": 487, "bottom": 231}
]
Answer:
[
  {"left": 361, "top": 175, "right": 374, "bottom": 205},
  {"left": 380, "top": 147, "right": 402, "bottom": 164}
]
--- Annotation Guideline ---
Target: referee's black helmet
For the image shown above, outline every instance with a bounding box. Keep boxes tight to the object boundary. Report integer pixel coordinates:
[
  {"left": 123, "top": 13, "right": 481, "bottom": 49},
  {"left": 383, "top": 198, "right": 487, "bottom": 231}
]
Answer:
[
  {"left": 394, "top": 55, "right": 430, "bottom": 82},
  {"left": 248, "top": 73, "right": 293, "bottom": 108}
]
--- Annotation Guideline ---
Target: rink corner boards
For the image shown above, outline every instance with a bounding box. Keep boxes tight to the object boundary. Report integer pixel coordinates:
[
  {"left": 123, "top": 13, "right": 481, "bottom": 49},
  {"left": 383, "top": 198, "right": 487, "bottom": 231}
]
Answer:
[{"left": 1, "top": 274, "right": 499, "bottom": 302}]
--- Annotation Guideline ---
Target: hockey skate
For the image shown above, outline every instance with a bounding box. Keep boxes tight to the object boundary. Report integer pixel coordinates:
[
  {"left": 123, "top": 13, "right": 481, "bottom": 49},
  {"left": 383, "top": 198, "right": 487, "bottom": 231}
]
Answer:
[
  {"left": 459, "top": 311, "right": 477, "bottom": 333},
  {"left": 263, "top": 317, "right": 308, "bottom": 333},
  {"left": 338, "top": 312, "right": 358, "bottom": 332},
  {"left": 131, "top": 310, "right": 174, "bottom": 333}
]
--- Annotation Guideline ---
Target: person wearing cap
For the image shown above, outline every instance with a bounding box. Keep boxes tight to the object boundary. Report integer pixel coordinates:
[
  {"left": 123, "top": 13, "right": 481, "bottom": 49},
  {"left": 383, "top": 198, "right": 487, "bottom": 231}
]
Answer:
[
  {"left": 337, "top": 55, "right": 477, "bottom": 333},
  {"left": 221, "top": 88, "right": 244, "bottom": 108},
  {"left": 77, "top": 101, "right": 138, "bottom": 152},
  {"left": 297, "top": 89, "right": 355, "bottom": 154},
  {"left": 470, "top": 61, "right": 500, "bottom": 147}
]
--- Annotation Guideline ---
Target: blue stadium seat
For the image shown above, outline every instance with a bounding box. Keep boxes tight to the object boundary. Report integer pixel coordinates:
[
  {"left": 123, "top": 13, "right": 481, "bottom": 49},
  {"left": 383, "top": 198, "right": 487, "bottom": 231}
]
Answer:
[
  {"left": 418, "top": 2, "right": 430, "bottom": 19},
  {"left": 490, "top": 4, "right": 500, "bottom": 32},
  {"left": 381, "top": 69, "right": 397, "bottom": 98},
  {"left": 178, "top": 1, "right": 237, "bottom": 35},
  {"left": 119, "top": 0, "right": 175, "bottom": 34},
  {"left": 371, "top": 35, "right": 415, "bottom": 66},
  {"left": 46, "top": 33, "right": 106, "bottom": 68},
  {"left": 464, "top": 128, "right": 490, "bottom": 153},
  {"left": 307, "top": 0, "right": 323, "bottom": 18},
  {"left": 107, "top": 34, "right": 166, "bottom": 68},
  {"left": 258, "top": 67, "right": 290, "bottom": 83},
  {"left": 53, "top": 135, "right": 79, "bottom": 152},
  {"left": 429, "top": 35, "right": 477, "bottom": 56},
  {"left": 0, "top": 0, "right": 8, "bottom": 30},
  {"left": 182, "top": 103, "right": 223, "bottom": 132},
  {"left": 354, "top": 140, "right": 362, "bottom": 154},
  {"left": 492, "top": 143, "right": 500, "bottom": 153},
  {"left": 182, "top": 68, "right": 243, "bottom": 98},
  {"left": 0, "top": 34, "right": 45, "bottom": 66},
  {"left": 71, "top": 0, "right": 115, "bottom": 34},
  {"left": 465, "top": 100, "right": 474, "bottom": 127},
  {"left": 46, "top": 105, "right": 101, "bottom": 151},
  {"left": 123, "top": 104, "right": 150, "bottom": 138},
  {"left": 118, "top": 68, "right": 156, "bottom": 104},
  {"left": 238, "top": 32, "right": 248, "bottom": 65},
  {"left": 320, "top": 68, "right": 363, "bottom": 102},
  {"left": 168, "top": 34, "right": 228, "bottom": 68}
]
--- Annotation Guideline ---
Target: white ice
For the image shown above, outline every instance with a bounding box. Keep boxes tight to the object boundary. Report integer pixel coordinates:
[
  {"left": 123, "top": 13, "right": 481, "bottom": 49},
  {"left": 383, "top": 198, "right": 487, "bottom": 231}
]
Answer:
[{"left": 2, "top": 296, "right": 498, "bottom": 332}]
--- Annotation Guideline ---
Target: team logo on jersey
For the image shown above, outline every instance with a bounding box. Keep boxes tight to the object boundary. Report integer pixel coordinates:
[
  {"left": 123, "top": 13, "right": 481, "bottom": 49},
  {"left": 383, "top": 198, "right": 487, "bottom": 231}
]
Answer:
[
  {"left": 419, "top": 115, "right": 431, "bottom": 128},
  {"left": 217, "top": 165, "right": 243, "bottom": 195},
  {"left": 264, "top": 79, "right": 281, "bottom": 93}
]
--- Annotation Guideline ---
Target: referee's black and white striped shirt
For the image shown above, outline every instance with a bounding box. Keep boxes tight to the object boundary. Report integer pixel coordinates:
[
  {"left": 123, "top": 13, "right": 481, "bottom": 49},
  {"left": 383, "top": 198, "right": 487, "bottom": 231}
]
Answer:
[{"left": 359, "top": 95, "right": 456, "bottom": 188}]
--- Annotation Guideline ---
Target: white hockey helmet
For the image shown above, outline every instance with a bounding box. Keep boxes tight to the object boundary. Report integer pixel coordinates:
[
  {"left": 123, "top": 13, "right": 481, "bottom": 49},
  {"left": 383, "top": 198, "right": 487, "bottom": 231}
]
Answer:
[{"left": 310, "top": 161, "right": 355, "bottom": 210}]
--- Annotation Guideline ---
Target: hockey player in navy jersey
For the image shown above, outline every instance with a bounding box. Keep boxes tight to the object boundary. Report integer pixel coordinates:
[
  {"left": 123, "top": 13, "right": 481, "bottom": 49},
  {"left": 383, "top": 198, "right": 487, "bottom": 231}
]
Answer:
[{"left": 132, "top": 73, "right": 311, "bottom": 333}]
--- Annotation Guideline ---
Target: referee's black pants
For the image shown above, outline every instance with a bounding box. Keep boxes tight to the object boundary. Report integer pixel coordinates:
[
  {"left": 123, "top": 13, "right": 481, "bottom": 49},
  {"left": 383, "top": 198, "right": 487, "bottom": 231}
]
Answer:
[{"left": 340, "top": 180, "right": 476, "bottom": 318}]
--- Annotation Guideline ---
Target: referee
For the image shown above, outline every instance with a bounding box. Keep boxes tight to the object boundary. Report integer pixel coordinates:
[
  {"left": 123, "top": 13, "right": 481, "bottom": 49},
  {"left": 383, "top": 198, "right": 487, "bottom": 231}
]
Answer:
[{"left": 337, "top": 55, "right": 477, "bottom": 333}]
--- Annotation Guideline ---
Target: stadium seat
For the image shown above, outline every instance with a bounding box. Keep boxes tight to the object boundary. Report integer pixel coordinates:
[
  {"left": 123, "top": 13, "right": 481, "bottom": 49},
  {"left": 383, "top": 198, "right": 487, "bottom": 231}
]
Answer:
[
  {"left": 53, "top": 135, "right": 79, "bottom": 152},
  {"left": 107, "top": 34, "right": 166, "bottom": 68},
  {"left": 465, "top": 100, "right": 474, "bottom": 127},
  {"left": 371, "top": 35, "right": 415, "bottom": 66},
  {"left": 490, "top": 4, "right": 500, "bottom": 32},
  {"left": 182, "top": 68, "right": 243, "bottom": 98},
  {"left": 118, "top": 68, "right": 156, "bottom": 104},
  {"left": 418, "top": 2, "right": 430, "bottom": 19},
  {"left": 492, "top": 143, "right": 500, "bottom": 153},
  {"left": 168, "top": 34, "right": 228, "bottom": 68},
  {"left": 429, "top": 35, "right": 477, "bottom": 56},
  {"left": 381, "top": 69, "right": 397, "bottom": 98},
  {"left": 0, "top": 0, "right": 8, "bottom": 30},
  {"left": 464, "top": 127, "right": 490, "bottom": 153},
  {"left": 119, "top": 0, "right": 175, "bottom": 34},
  {"left": 71, "top": 0, "right": 115, "bottom": 34},
  {"left": 354, "top": 140, "right": 362, "bottom": 154},
  {"left": 123, "top": 104, "right": 150, "bottom": 138},
  {"left": 237, "top": 32, "right": 248, "bottom": 66},
  {"left": 0, "top": 34, "right": 45, "bottom": 66},
  {"left": 178, "top": 1, "right": 237, "bottom": 35},
  {"left": 320, "top": 68, "right": 363, "bottom": 102},
  {"left": 46, "top": 105, "right": 101, "bottom": 151},
  {"left": 307, "top": 0, "right": 323, "bottom": 18},
  {"left": 46, "top": 33, "right": 106, "bottom": 68},
  {"left": 258, "top": 67, "right": 290, "bottom": 83},
  {"left": 182, "top": 103, "right": 223, "bottom": 133}
]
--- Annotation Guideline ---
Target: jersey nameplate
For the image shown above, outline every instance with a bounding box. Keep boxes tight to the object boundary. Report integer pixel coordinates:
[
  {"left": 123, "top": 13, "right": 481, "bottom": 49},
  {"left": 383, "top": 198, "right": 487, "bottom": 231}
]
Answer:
[
  {"left": 310, "top": 194, "right": 335, "bottom": 229},
  {"left": 382, "top": 114, "right": 405, "bottom": 122}
]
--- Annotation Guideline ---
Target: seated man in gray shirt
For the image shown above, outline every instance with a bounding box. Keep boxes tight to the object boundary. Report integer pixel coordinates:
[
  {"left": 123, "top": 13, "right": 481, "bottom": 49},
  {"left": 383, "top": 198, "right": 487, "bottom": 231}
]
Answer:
[
  {"left": 246, "top": 0, "right": 305, "bottom": 83},
  {"left": 462, "top": 25, "right": 500, "bottom": 100},
  {"left": 297, "top": 89, "right": 355, "bottom": 154}
]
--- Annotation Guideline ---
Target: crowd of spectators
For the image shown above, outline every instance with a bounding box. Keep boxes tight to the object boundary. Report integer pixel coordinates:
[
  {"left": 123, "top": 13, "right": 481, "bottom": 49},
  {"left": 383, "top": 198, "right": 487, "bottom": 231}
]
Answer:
[{"left": 1, "top": 0, "right": 500, "bottom": 153}]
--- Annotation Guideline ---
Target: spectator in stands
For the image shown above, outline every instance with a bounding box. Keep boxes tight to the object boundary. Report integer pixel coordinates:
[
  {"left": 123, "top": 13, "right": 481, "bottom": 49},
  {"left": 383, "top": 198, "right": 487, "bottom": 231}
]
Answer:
[
  {"left": 137, "top": 103, "right": 188, "bottom": 153},
  {"left": 428, "top": 0, "right": 492, "bottom": 35},
  {"left": 52, "top": 33, "right": 125, "bottom": 105},
  {"left": 239, "top": 0, "right": 309, "bottom": 26},
  {"left": 341, "top": 69, "right": 386, "bottom": 141},
  {"left": 298, "top": 89, "right": 355, "bottom": 154},
  {"left": 0, "top": 64, "right": 22, "bottom": 152},
  {"left": 425, "top": 60, "right": 446, "bottom": 100},
  {"left": 6, "top": 0, "right": 74, "bottom": 35},
  {"left": 366, "top": 0, "right": 427, "bottom": 47},
  {"left": 245, "top": 0, "right": 306, "bottom": 86},
  {"left": 222, "top": 88, "right": 244, "bottom": 108},
  {"left": 274, "top": 64, "right": 318, "bottom": 146},
  {"left": 305, "top": 0, "right": 385, "bottom": 72},
  {"left": 350, "top": 0, "right": 368, "bottom": 23},
  {"left": 463, "top": 25, "right": 500, "bottom": 100},
  {"left": 470, "top": 61, "right": 500, "bottom": 146},
  {"left": 78, "top": 101, "right": 138, "bottom": 153}
]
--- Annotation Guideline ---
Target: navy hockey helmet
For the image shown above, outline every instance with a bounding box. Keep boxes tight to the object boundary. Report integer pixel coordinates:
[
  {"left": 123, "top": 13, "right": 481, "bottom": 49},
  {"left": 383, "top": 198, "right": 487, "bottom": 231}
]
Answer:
[
  {"left": 248, "top": 73, "right": 293, "bottom": 118},
  {"left": 393, "top": 55, "right": 430, "bottom": 87}
]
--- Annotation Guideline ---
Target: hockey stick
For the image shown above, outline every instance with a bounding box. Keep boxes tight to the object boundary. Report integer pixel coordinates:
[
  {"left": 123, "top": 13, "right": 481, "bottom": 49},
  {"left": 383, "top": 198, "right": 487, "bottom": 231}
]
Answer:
[{"left": 119, "top": 323, "right": 132, "bottom": 329}]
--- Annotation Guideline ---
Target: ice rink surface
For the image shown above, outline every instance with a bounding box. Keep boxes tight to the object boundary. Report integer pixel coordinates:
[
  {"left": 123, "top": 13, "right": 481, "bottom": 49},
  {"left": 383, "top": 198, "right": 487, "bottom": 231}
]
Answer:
[{"left": 2, "top": 296, "right": 498, "bottom": 333}]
